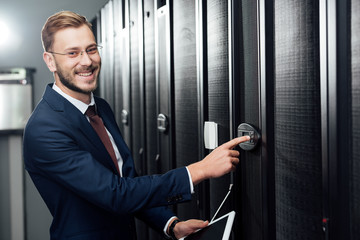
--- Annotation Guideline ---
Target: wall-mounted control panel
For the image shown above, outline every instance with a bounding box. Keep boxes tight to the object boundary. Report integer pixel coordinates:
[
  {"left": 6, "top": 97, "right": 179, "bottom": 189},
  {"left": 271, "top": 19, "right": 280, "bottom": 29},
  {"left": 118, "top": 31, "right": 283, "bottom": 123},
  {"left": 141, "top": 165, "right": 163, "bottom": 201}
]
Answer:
[
  {"left": 237, "top": 123, "right": 261, "bottom": 151},
  {"left": 204, "top": 121, "right": 218, "bottom": 150}
]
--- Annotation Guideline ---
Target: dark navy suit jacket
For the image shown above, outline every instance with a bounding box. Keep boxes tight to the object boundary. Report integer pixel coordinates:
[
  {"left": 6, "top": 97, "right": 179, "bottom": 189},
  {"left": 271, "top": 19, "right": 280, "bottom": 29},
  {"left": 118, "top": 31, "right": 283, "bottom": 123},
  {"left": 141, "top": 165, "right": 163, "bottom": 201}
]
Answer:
[{"left": 23, "top": 84, "right": 191, "bottom": 240}]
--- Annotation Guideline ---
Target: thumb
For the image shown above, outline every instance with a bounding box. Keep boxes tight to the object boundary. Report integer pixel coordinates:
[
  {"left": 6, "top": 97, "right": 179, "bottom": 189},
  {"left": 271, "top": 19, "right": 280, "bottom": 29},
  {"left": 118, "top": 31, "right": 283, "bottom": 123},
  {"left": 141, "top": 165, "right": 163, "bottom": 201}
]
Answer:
[
  {"left": 191, "top": 220, "right": 209, "bottom": 229},
  {"left": 181, "top": 219, "right": 209, "bottom": 231}
]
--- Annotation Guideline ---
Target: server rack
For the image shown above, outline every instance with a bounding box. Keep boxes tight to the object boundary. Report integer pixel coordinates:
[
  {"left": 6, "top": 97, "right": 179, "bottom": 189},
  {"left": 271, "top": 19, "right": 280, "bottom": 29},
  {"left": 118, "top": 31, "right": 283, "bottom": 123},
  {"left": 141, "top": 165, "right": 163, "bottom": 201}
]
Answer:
[
  {"left": 113, "top": 0, "right": 124, "bottom": 132},
  {"left": 94, "top": 0, "right": 360, "bottom": 239},
  {"left": 206, "top": 0, "right": 232, "bottom": 224},
  {"left": 154, "top": 0, "right": 174, "bottom": 175},
  {"left": 141, "top": 0, "right": 164, "bottom": 239},
  {"left": 231, "top": 0, "right": 276, "bottom": 239},
  {"left": 274, "top": 1, "right": 323, "bottom": 239},
  {"left": 350, "top": 1, "right": 360, "bottom": 238},
  {"left": 172, "top": 0, "right": 202, "bottom": 221}
]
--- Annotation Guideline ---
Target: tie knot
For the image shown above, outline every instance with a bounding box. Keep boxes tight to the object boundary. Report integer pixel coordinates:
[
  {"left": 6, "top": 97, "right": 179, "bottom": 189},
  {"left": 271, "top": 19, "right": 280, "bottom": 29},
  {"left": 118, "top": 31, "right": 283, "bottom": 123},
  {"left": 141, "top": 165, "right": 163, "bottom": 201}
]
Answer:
[{"left": 85, "top": 105, "right": 97, "bottom": 117}]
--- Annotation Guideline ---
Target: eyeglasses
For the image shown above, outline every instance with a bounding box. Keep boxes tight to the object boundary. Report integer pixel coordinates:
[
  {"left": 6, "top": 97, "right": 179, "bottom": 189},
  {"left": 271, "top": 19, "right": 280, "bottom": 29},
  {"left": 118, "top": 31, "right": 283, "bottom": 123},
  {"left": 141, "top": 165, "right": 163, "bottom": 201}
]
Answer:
[{"left": 48, "top": 45, "right": 103, "bottom": 58}]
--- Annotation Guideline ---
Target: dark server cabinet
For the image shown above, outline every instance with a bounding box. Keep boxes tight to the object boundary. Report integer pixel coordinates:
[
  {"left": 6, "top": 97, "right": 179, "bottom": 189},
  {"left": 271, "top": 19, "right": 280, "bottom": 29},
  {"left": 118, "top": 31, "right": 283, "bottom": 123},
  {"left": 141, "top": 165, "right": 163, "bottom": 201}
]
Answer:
[
  {"left": 129, "top": 0, "right": 144, "bottom": 177},
  {"left": 274, "top": 1, "right": 323, "bottom": 239},
  {"left": 351, "top": 1, "right": 360, "bottom": 238},
  {"left": 96, "top": 1, "right": 360, "bottom": 240},
  {"left": 100, "top": 1, "right": 115, "bottom": 110},
  {"left": 129, "top": 0, "right": 148, "bottom": 239},
  {"left": 206, "top": 0, "right": 232, "bottom": 225},
  {"left": 173, "top": 0, "right": 202, "bottom": 221},
  {"left": 113, "top": 0, "right": 124, "bottom": 130},
  {"left": 142, "top": 0, "right": 164, "bottom": 239},
  {"left": 231, "top": 0, "right": 276, "bottom": 239},
  {"left": 321, "top": 1, "right": 359, "bottom": 239},
  {"left": 155, "top": 0, "right": 174, "bottom": 175},
  {"left": 143, "top": 0, "right": 158, "bottom": 177},
  {"left": 232, "top": 0, "right": 323, "bottom": 239},
  {"left": 113, "top": 0, "right": 132, "bottom": 148}
]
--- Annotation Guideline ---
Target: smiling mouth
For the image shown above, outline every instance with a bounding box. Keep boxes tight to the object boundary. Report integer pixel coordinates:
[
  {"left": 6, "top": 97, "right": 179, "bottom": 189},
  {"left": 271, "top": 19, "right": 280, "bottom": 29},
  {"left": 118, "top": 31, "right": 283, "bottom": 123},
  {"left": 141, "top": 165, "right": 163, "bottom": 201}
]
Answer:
[
  {"left": 76, "top": 67, "right": 97, "bottom": 77},
  {"left": 77, "top": 72, "right": 93, "bottom": 77}
]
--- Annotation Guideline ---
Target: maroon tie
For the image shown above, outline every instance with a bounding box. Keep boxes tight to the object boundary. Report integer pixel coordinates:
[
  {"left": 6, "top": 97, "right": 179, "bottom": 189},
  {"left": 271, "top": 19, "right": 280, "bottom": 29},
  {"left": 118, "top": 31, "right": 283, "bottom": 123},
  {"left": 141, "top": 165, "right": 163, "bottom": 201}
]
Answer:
[{"left": 85, "top": 105, "right": 121, "bottom": 175}]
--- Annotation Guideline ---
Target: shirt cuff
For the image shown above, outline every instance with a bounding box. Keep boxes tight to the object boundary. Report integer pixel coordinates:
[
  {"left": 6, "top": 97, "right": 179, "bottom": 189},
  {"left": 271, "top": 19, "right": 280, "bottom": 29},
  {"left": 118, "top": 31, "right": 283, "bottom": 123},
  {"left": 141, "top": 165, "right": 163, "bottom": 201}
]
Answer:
[
  {"left": 185, "top": 167, "right": 194, "bottom": 194},
  {"left": 163, "top": 216, "right": 178, "bottom": 237}
]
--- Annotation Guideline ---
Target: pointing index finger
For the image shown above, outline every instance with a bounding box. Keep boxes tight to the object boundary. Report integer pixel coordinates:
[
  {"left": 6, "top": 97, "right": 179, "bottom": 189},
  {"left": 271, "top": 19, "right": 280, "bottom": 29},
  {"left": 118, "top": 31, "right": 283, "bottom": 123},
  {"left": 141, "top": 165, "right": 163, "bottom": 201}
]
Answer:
[{"left": 222, "top": 136, "right": 250, "bottom": 149}]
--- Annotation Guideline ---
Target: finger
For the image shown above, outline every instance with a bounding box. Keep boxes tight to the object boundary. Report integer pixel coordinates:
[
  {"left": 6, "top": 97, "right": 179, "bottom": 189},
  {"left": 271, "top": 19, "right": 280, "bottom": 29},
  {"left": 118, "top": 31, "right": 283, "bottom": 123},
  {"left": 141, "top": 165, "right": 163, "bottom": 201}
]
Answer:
[
  {"left": 229, "top": 150, "right": 240, "bottom": 157},
  {"left": 231, "top": 157, "right": 240, "bottom": 165},
  {"left": 221, "top": 136, "right": 250, "bottom": 149}
]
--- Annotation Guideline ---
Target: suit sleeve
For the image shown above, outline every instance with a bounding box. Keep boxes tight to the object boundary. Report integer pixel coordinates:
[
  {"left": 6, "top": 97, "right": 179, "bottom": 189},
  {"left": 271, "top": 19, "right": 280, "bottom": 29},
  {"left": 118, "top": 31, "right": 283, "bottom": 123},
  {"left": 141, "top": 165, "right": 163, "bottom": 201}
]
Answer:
[{"left": 23, "top": 104, "right": 192, "bottom": 216}]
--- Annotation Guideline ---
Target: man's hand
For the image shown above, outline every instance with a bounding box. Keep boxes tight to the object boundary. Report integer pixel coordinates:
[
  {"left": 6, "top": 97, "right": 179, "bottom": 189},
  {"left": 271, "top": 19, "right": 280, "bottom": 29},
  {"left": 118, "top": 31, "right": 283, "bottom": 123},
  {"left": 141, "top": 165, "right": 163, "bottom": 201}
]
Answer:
[
  {"left": 187, "top": 136, "right": 250, "bottom": 185},
  {"left": 172, "top": 219, "right": 209, "bottom": 239}
]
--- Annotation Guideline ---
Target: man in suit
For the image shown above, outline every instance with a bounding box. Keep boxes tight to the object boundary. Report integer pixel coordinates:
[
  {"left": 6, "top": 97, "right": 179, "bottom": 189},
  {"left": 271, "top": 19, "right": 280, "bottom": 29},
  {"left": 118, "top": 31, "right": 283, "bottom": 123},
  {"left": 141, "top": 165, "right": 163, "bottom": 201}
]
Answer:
[{"left": 23, "top": 11, "right": 249, "bottom": 240}]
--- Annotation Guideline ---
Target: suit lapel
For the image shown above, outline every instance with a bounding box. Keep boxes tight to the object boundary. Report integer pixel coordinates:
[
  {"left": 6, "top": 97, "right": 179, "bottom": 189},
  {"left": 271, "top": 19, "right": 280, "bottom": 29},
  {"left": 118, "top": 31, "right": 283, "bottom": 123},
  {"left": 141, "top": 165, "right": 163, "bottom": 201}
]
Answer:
[{"left": 43, "top": 84, "right": 120, "bottom": 174}]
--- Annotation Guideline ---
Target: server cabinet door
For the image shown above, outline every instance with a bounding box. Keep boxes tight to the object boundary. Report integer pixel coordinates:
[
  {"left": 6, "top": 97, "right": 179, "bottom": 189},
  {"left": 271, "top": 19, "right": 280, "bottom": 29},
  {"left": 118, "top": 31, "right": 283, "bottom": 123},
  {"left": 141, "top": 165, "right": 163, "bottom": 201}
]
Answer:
[
  {"left": 231, "top": 1, "right": 268, "bottom": 239},
  {"left": 206, "top": 0, "right": 233, "bottom": 229},
  {"left": 155, "top": 1, "right": 173, "bottom": 174},
  {"left": 273, "top": 1, "right": 322, "bottom": 239},
  {"left": 129, "top": 0, "right": 145, "bottom": 176},
  {"left": 120, "top": 0, "right": 132, "bottom": 148},
  {"left": 100, "top": 1, "right": 115, "bottom": 109},
  {"left": 173, "top": 0, "right": 202, "bottom": 221},
  {"left": 113, "top": 0, "right": 124, "bottom": 130},
  {"left": 231, "top": 1, "right": 323, "bottom": 239},
  {"left": 142, "top": 0, "right": 164, "bottom": 239},
  {"left": 351, "top": 1, "right": 360, "bottom": 238},
  {"left": 143, "top": 0, "right": 158, "bottom": 177},
  {"left": 129, "top": 0, "right": 148, "bottom": 239}
]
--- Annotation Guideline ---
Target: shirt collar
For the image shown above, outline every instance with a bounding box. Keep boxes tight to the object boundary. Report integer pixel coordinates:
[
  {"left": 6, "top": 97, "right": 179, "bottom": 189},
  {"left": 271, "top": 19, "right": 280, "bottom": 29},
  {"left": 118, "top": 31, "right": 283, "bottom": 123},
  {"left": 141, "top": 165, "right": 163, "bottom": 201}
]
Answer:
[{"left": 52, "top": 82, "right": 95, "bottom": 114}]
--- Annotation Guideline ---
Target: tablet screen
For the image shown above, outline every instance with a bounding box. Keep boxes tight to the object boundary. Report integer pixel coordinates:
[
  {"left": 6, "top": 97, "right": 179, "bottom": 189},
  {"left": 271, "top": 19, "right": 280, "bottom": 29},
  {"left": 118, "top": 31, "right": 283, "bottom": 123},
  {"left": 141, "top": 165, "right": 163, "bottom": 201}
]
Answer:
[{"left": 183, "top": 211, "right": 235, "bottom": 240}]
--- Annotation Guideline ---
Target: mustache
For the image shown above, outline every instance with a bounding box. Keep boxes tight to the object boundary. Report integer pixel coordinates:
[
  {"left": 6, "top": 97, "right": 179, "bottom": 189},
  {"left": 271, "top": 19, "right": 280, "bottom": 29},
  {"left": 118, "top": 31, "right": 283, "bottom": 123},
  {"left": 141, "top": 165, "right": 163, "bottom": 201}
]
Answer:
[{"left": 75, "top": 65, "right": 98, "bottom": 73}]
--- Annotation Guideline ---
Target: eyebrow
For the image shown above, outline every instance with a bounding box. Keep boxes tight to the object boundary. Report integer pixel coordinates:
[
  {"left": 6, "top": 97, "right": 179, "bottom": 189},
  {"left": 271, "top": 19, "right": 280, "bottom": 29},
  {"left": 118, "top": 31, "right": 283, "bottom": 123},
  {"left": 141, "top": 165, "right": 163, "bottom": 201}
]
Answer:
[{"left": 63, "top": 44, "right": 97, "bottom": 51}]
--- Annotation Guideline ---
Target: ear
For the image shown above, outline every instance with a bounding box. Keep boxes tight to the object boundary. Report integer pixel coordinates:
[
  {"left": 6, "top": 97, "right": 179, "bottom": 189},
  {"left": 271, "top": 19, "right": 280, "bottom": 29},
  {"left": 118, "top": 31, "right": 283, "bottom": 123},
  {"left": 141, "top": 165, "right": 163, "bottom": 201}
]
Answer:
[{"left": 43, "top": 52, "right": 57, "bottom": 72}]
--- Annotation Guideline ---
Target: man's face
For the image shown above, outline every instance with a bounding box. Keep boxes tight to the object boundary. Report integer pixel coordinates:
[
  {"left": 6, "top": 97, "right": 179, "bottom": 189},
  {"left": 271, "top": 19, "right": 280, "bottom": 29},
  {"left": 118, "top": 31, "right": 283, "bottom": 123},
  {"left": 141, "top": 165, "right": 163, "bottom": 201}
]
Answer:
[{"left": 50, "top": 24, "right": 101, "bottom": 95}]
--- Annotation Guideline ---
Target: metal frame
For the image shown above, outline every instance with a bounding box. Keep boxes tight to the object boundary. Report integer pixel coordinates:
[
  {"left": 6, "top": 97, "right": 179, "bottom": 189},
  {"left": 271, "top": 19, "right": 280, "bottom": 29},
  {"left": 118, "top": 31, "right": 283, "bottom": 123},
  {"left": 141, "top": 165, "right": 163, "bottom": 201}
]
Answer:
[
  {"left": 113, "top": 0, "right": 124, "bottom": 129},
  {"left": 108, "top": 0, "right": 115, "bottom": 109},
  {"left": 228, "top": 0, "right": 234, "bottom": 141},
  {"left": 319, "top": 1, "right": 331, "bottom": 237},
  {"left": 195, "top": 0, "right": 209, "bottom": 220},
  {"left": 121, "top": 0, "right": 133, "bottom": 149},
  {"left": 320, "top": 0, "right": 351, "bottom": 239},
  {"left": 138, "top": 0, "right": 147, "bottom": 175},
  {"left": 196, "top": 0, "right": 207, "bottom": 161},
  {"left": 257, "top": 0, "right": 275, "bottom": 239},
  {"left": 336, "top": 0, "right": 351, "bottom": 237}
]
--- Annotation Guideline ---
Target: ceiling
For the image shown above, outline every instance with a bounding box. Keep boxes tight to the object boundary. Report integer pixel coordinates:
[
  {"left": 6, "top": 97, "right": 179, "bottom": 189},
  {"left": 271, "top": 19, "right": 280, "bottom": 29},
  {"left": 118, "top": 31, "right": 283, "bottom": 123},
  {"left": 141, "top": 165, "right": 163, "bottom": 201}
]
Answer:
[{"left": 0, "top": 0, "right": 108, "bottom": 21}]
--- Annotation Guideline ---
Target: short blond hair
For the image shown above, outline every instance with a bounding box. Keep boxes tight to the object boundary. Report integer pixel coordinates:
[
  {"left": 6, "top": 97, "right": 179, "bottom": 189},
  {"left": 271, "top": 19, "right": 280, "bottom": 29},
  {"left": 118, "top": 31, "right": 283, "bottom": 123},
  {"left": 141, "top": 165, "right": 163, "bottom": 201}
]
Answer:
[{"left": 41, "top": 11, "right": 92, "bottom": 51}]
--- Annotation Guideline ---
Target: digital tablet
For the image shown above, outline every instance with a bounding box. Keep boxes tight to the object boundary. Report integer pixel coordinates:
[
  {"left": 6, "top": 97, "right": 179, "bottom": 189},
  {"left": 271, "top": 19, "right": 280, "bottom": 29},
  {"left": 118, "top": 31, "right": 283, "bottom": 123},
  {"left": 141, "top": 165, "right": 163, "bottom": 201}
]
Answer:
[{"left": 181, "top": 211, "right": 236, "bottom": 240}]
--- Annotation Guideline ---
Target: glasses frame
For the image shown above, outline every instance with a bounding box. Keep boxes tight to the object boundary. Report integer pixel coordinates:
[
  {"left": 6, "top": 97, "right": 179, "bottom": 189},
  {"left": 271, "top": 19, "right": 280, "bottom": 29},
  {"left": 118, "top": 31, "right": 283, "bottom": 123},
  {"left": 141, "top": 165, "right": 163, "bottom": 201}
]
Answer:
[{"left": 47, "top": 45, "right": 103, "bottom": 58}]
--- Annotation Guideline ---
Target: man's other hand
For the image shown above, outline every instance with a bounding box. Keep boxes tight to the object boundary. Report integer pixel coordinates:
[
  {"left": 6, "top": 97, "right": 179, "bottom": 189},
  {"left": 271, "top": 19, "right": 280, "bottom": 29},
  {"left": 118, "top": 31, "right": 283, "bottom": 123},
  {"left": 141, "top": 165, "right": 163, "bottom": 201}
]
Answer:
[{"left": 173, "top": 219, "right": 209, "bottom": 239}]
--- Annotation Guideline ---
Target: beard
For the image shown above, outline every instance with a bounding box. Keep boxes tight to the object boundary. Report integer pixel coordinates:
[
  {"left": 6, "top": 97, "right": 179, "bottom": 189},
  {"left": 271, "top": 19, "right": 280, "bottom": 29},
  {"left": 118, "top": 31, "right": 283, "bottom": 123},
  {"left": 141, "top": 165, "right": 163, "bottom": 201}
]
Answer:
[{"left": 55, "top": 62, "right": 100, "bottom": 94}]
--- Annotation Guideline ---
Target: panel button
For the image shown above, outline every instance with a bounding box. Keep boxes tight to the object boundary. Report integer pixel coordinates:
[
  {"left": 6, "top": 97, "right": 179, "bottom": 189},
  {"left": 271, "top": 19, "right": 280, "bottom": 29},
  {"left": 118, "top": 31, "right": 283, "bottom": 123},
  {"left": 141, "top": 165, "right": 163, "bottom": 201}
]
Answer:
[{"left": 237, "top": 123, "right": 261, "bottom": 151}]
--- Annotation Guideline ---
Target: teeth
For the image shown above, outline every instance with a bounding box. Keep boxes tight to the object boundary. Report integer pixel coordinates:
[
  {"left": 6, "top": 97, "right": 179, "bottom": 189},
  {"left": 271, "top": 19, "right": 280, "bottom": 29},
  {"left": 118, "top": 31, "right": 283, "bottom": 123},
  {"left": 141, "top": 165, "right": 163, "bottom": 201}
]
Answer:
[{"left": 78, "top": 72, "right": 92, "bottom": 76}]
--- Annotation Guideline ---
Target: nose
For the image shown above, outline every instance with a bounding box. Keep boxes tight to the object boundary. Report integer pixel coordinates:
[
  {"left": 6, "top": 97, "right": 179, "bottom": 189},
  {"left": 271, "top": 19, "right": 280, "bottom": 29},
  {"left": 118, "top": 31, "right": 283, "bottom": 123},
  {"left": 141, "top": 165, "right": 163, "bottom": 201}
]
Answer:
[{"left": 78, "top": 51, "right": 92, "bottom": 66}]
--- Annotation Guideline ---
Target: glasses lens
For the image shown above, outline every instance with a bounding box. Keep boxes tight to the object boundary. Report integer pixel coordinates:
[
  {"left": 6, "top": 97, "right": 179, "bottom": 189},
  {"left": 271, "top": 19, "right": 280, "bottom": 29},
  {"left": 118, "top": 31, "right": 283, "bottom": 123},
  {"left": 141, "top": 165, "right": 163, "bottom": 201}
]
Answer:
[
  {"left": 86, "top": 46, "right": 99, "bottom": 55},
  {"left": 66, "top": 51, "right": 80, "bottom": 58}
]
